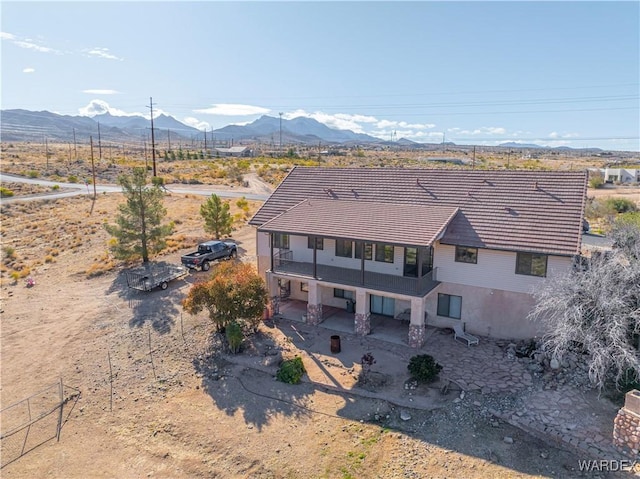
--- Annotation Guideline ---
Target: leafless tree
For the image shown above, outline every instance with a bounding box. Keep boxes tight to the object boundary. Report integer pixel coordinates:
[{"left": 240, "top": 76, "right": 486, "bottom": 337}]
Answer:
[{"left": 529, "top": 224, "right": 640, "bottom": 391}]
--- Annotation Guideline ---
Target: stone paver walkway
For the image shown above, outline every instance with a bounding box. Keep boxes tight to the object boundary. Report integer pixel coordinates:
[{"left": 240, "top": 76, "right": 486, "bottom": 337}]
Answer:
[{"left": 264, "top": 309, "right": 625, "bottom": 460}]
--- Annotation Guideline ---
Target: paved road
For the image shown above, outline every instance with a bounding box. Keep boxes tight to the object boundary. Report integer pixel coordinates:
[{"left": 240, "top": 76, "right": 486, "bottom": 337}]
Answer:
[{"left": 0, "top": 173, "right": 271, "bottom": 204}]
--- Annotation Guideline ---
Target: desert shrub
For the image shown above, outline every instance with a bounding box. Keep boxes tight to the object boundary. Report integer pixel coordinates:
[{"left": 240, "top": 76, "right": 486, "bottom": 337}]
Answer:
[
  {"left": 589, "top": 171, "right": 605, "bottom": 189},
  {"left": 51, "top": 184, "right": 60, "bottom": 191},
  {"left": 151, "top": 176, "right": 165, "bottom": 187},
  {"left": 407, "top": 354, "right": 442, "bottom": 383},
  {"left": 226, "top": 321, "right": 243, "bottom": 353},
  {"left": 0, "top": 187, "right": 14, "bottom": 198},
  {"left": 3, "top": 246, "right": 16, "bottom": 260},
  {"left": 27, "top": 170, "right": 39, "bottom": 178},
  {"left": 605, "top": 197, "right": 637, "bottom": 214},
  {"left": 276, "top": 356, "right": 306, "bottom": 384},
  {"left": 67, "top": 175, "right": 79, "bottom": 183}
]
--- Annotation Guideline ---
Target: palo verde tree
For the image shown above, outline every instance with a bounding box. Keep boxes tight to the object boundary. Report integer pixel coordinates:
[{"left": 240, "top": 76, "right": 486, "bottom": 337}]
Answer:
[
  {"left": 104, "top": 167, "right": 174, "bottom": 263},
  {"left": 529, "top": 221, "right": 640, "bottom": 391},
  {"left": 182, "top": 261, "right": 268, "bottom": 333},
  {"left": 200, "top": 193, "right": 233, "bottom": 239}
]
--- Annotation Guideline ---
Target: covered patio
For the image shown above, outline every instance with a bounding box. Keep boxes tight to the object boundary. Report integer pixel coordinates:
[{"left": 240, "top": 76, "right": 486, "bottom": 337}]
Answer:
[{"left": 273, "top": 298, "right": 420, "bottom": 347}]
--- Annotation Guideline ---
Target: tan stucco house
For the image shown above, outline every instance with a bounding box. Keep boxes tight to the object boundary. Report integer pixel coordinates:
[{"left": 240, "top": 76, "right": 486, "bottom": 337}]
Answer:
[{"left": 249, "top": 167, "right": 588, "bottom": 348}]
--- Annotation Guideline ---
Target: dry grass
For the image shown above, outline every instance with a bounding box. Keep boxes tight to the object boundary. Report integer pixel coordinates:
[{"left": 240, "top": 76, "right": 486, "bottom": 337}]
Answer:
[{"left": 0, "top": 189, "right": 261, "bottom": 285}]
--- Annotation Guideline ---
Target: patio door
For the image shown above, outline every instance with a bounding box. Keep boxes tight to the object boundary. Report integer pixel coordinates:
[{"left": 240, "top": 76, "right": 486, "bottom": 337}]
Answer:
[{"left": 370, "top": 294, "right": 395, "bottom": 317}]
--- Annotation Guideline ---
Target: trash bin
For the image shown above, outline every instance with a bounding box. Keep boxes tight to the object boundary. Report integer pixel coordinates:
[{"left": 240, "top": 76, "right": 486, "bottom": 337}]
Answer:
[
  {"left": 346, "top": 299, "right": 355, "bottom": 313},
  {"left": 330, "top": 335, "right": 341, "bottom": 354}
]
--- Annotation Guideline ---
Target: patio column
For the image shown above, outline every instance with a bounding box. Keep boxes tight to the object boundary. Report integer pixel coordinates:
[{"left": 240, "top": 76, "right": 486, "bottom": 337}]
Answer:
[
  {"left": 306, "top": 280, "right": 323, "bottom": 325},
  {"left": 408, "top": 296, "right": 426, "bottom": 348},
  {"left": 354, "top": 288, "right": 370, "bottom": 336},
  {"left": 267, "top": 273, "right": 280, "bottom": 315}
]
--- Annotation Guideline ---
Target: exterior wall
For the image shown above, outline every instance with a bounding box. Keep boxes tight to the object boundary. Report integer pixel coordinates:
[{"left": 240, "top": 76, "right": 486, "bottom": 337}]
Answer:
[
  {"left": 433, "top": 243, "right": 572, "bottom": 295},
  {"left": 425, "top": 282, "right": 541, "bottom": 339},
  {"left": 256, "top": 230, "right": 271, "bottom": 278}
]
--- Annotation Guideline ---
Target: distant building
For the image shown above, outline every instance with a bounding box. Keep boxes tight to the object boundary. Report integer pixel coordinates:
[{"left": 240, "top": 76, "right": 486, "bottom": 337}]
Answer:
[
  {"left": 214, "top": 146, "right": 252, "bottom": 158},
  {"left": 602, "top": 168, "right": 639, "bottom": 184}
]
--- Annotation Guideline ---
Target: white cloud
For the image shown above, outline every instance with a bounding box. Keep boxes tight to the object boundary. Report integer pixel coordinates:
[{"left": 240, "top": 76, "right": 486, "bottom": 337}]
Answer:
[
  {"left": 194, "top": 104, "right": 270, "bottom": 116},
  {"left": 82, "top": 89, "right": 120, "bottom": 95},
  {"left": 1, "top": 31, "right": 61, "bottom": 54},
  {"left": 78, "top": 99, "right": 141, "bottom": 117},
  {"left": 83, "top": 47, "right": 123, "bottom": 61},
  {"left": 183, "top": 117, "right": 211, "bottom": 131},
  {"left": 548, "top": 131, "right": 579, "bottom": 139},
  {"left": 23, "top": 67, "right": 35, "bottom": 73},
  {"left": 448, "top": 126, "right": 507, "bottom": 136}
]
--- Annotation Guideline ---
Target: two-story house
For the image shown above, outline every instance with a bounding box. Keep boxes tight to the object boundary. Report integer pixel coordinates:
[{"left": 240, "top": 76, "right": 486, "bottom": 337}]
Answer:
[{"left": 249, "top": 167, "right": 587, "bottom": 348}]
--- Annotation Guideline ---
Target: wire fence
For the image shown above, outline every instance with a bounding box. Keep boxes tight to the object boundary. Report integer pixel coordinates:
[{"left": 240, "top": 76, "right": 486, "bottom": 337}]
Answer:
[{"left": 1, "top": 380, "right": 80, "bottom": 469}]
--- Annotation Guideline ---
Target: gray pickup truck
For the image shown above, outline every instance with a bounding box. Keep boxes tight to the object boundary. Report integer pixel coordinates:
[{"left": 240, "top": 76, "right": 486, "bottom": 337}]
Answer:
[{"left": 180, "top": 240, "right": 238, "bottom": 271}]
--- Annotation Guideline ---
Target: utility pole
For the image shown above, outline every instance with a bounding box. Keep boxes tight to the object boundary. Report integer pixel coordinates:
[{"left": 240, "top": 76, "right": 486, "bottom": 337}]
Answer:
[
  {"left": 167, "top": 129, "right": 171, "bottom": 151},
  {"left": 97, "top": 122, "right": 102, "bottom": 160},
  {"left": 279, "top": 112, "right": 283, "bottom": 156},
  {"left": 147, "top": 97, "right": 157, "bottom": 177},
  {"left": 203, "top": 128, "right": 207, "bottom": 153},
  {"left": 90, "top": 136, "right": 97, "bottom": 199},
  {"left": 44, "top": 136, "right": 49, "bottom": 169},
  {"left": 73, "top": 128, "right": 77, "bottom": 159},
  {"left": 473, "top": 146, "right": 476, "bottom": 169}
]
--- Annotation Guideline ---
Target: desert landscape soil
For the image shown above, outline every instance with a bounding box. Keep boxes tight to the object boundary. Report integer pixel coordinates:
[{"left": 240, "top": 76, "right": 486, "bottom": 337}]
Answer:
[{"left": 1, "top": 174, "right": 636, "bottom": 478}]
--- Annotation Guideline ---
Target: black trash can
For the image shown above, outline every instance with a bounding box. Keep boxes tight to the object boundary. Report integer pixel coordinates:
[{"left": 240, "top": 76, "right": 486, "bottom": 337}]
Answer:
[{"left": 330, "top": 335, "right": 341, "bottom": 354}]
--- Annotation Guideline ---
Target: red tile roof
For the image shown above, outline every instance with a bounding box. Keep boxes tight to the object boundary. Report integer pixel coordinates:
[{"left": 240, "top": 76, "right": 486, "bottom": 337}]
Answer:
[
  {"left": 259, "top": 199, "right": 459, "bottom": 247},
  {"left": 250, "top": 167, "right": 588, "bottom": 256}
]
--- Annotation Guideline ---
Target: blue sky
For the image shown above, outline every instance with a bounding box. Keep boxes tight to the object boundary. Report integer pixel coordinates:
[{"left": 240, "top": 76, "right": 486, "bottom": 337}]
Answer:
[{"left": 1, "top": 1, "right": 639, "bottom": 151}]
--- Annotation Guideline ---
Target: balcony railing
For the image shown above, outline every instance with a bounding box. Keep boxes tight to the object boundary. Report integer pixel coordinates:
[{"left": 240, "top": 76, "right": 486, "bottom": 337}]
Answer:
[{"left": 271, "top": 251, "right": 439, "bottom": 297}]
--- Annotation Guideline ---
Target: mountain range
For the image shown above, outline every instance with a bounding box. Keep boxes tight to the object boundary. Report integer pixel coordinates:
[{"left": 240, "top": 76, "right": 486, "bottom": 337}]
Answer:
[
  {"left": 0, "top": 109, "right": 611, "bottom": 153},
  {"left": 0, "top": 109, "right": 380, "bottom": 146}
]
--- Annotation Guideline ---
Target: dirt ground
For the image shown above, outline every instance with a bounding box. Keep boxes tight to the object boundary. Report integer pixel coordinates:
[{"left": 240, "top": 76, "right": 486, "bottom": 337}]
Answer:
[{"left": 1, "top": 174, "right": 637, "bottom": 478}]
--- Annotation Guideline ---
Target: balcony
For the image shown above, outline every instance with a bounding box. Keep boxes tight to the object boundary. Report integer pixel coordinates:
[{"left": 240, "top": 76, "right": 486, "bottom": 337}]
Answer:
[{"left": 272, "top": 251, "right": 439, "bottom": 297}]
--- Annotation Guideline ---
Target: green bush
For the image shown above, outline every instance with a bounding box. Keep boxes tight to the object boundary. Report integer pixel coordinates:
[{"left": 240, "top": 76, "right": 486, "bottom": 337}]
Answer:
[
  {"left": 225, "top": 321, "right": 243, "bottom": 354},
  {"left": 605, "top": 197, "right": 637, "bottom": 214},
  {"left": 407, "top": 354, "right": 442, "bottom": 383},
  {"left": 67, "top": 175, "right": 79, "bottom": 183},
  {"left": 27, "top": 170, "right": 39, "bottom": 178},
  {"left": 51, "top": 184, "right": 60, "bottom": 191},
  {"left": 0, "top": 187, "right": 14, "bottom": 198},
  {"left": 276, "top": 356, "right": 306, "bottom": 384}
]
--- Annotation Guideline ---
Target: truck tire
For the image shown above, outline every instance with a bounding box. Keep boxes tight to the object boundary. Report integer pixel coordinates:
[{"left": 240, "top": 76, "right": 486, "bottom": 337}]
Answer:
[
  {"left": 202, "top": 261, "right": 210, "bottom": 271},
  {"left": 160, "top": 281, "right": 168, "bottom": 290},
  {"left": 230, "top": 249, "right": 238, "bottom": 259}
]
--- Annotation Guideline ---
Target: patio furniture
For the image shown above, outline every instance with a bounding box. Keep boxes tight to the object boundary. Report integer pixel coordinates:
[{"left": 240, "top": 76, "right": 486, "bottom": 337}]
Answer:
[{"left": 453, "top": 322, "right": 479, "bottom": 346}]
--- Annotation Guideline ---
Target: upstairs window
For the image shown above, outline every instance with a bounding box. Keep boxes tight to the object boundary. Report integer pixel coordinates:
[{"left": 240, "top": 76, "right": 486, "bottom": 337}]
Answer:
[
  {"left": 354, "top": 242, "right": 373, "bottom": 260},
  {"left": 375, "top": 243, "right": 395, "bottom": 263},
  {"left": 335, "top": 239, "right": 352, "bottom": 258},
  {"left": 516, "top": 252, "right": 547, "bottom": 277},
  {"left": 307, "top": 236, "right": 324, "bottom": 250},
  {"left": 272, "top": 233, "right": 289, "bottom": 249},
  {"left": 455, "top": 246, "right": 478, "bottom": 264}
]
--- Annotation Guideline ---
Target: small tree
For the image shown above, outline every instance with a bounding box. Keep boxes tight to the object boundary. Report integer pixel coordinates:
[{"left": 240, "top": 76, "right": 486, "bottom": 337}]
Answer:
[
  {"left": 200, "top": 194, "right": 233, "bottom": 239},
  {"left": 529, "top": 223, "right": 640, "bottom": 391},
  {"left": 182, "top": 261, "right": 268, "bottom": 332},
  {"left": 104, "top": 167, "right": 174, "bottom": 263}
]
